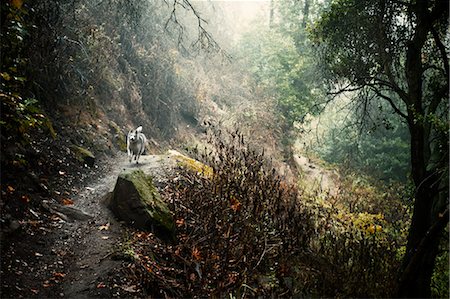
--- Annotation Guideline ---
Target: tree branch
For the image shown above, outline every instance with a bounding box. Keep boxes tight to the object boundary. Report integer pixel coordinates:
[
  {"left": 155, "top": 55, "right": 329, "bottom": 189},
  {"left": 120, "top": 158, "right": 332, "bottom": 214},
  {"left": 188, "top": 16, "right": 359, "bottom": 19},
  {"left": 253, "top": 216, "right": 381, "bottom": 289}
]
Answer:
[{"left": 430, "top": 26, "right": 449, "bottom": 82}]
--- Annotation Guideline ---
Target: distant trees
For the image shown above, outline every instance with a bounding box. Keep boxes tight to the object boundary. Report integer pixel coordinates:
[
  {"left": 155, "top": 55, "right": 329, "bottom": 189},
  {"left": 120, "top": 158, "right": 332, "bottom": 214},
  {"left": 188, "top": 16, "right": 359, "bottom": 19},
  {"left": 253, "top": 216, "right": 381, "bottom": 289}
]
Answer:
[
  {"left": 237, "top": 1, "right": 327, "bottom": 140},
  {"left": 312, "top": 0, "right": 448, "bottom": 296}
]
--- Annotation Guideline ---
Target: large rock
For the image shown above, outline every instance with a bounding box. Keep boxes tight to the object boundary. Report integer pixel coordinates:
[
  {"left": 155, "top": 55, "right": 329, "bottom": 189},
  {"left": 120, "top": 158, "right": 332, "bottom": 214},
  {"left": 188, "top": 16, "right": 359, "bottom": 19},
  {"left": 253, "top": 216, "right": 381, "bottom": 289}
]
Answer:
[{"left": 109, "top": 169, "right": 175, "bottom": 241}]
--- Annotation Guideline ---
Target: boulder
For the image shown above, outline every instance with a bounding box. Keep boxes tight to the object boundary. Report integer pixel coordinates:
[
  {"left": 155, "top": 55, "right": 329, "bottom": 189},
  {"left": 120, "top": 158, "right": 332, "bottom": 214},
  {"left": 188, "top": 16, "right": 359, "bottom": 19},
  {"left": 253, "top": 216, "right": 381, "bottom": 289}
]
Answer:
[{"left": 109, "top": 169, "right": 175, "bottom": 241}]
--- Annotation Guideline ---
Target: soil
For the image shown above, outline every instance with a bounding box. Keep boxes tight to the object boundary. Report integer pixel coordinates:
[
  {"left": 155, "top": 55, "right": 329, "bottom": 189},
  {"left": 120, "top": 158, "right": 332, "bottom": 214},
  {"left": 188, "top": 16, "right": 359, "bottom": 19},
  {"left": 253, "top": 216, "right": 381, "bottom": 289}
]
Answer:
[
  {"left": 1, "top": 133, "right": 172, "bottom": 298},
  {"left": 0, "top": 150, "right": 179, "bottom": 299}
]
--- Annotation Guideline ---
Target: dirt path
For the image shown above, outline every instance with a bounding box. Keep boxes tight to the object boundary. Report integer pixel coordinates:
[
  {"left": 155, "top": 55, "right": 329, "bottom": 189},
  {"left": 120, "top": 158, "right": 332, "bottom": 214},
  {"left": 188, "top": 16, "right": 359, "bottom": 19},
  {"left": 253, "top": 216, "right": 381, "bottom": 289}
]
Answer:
[
  {"left": 293, "top": 154, "right": 339, "bottom": 196},
  {"left": 61, "top": 153, "right": 179, "bottom": 298},
  {"left": 59, "top": 154, "right": 126, "bottom": 298},
  {"left": 62, "top": 155, "right": 178, "bottom": 298},
  {"left": 1, "top": 151, "right": 180, "bottom": 298}
]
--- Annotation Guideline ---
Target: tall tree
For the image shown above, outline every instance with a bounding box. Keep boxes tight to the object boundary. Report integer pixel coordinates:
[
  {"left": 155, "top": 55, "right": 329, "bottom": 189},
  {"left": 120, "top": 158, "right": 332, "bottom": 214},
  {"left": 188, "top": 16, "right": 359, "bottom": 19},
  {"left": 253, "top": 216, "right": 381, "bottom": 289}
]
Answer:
[{"left": 312, "top": 0, "right": 449, "bottom": 297}]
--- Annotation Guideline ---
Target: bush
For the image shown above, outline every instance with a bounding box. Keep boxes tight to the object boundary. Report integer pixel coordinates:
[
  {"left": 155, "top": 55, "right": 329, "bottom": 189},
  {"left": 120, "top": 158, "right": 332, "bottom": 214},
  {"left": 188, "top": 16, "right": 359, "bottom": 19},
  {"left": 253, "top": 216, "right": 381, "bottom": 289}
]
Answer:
[
  {"left": 121, "top": 127, "right": 314, "bottom": 297},
  {"left": 119, "top": 127, "right": 409, "bottom": 298}
]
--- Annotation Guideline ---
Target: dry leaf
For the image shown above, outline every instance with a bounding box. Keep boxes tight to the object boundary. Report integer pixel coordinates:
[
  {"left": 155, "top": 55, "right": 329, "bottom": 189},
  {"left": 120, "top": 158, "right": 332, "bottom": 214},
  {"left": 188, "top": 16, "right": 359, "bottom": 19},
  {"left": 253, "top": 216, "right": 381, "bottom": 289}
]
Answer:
[
  {"left": 53, "top": 273, "right": 64, "bottom": 278},
  {"left": 30, "top": 288, "right": 39, "bottom": 294},
  {"left": 21, "top": 195, "right": 30, "bottom": 204},
  {"left": 96, "top": 282, "right": 106, "bottom": 289},
  {"left": 98, "top": 223, "right": 110, "bottom": 231},
  {"left": 192, "top": 247, "right": 201, "bottom": 261},
  {"left": 7, "top": 185, "right": 15, "bottom": 193},
  {"left": 11, "top": 0, "right": 23, "bottom": 9},
  {"left": 101, "top": 236, "right": 109, "bottom": 240},
  {"left": 121, "top": 285, "right": 138, "bottom": 293},
  {"left": 176, "top": 218, "right": 185, "bottom": 227},
  {"left": 230, "top": 196, "right": 242, "bottom": 212},
  {"left": 62, "top": 198, "right": 74, "bottom": 205}
]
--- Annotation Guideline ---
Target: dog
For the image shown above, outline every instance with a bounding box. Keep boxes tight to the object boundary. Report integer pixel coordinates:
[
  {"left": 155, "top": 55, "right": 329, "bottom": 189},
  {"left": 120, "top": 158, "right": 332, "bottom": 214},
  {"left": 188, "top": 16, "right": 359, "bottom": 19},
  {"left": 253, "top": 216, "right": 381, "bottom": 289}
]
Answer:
[{"left": 127, "top": 126, "right": 147, "bottom": 164}]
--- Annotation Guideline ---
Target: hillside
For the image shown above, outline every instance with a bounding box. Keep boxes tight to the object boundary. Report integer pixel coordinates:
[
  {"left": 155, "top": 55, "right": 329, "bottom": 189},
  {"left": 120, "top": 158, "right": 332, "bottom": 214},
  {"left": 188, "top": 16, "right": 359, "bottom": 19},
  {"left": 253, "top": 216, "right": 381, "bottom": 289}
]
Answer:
[{"left": 1, "top": 0, "right": 448, "bottom": 298}]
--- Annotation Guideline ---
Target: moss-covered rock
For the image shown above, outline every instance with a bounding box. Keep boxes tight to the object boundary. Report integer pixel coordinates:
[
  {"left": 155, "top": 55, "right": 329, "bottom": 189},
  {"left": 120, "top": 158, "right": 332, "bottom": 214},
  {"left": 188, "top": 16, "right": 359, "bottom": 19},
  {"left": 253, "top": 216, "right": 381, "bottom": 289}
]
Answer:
[
  {"left": 168, "top": 150, "right": 213, "bottom": 178},
  {"left": 70, "top": 145, "right": 95, "bottom": 167},
  {"left": 109, "top": 169, "right": 175, "bottom": 241}
]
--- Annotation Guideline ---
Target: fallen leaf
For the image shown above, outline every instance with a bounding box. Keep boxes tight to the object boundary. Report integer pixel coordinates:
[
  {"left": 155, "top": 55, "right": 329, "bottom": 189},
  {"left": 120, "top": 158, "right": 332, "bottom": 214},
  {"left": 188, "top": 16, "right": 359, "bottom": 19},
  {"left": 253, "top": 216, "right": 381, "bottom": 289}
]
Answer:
[
  {"left": 101, "top": 236, "right": 109, "bottom": 240},
  {"left": 58, "top": 171, "right": 66, "bottom": 176},
  {"left": 121, "top": 285, "right": 138, "bottom": 293},
  {"left": 98, "top": 223, "right": 110, "bottom": 231},
  {"left": 35, "top": 252, "right": 43, "bottom": 257},
  {"left": 7, "top": 185, "right": 15, "bottom": 193},
  {"left": 230, "top": 197, "right": 242, "bottom": 212},
  {"left": 21, "top": 195, "right": 30, "bottom": 204},
  {"left": 53, "top": 272, "right": 66, "bottom": 278},
  {"left": 30, "top": 288, "right": 39, "bottom": 294},
  {"left": 192, "top": 247, "right": 201, "bottom": 261},
  {"left": 62, "top": 198, "right": 74, "bottom": 205},
  {"left": 96, "top": 282, "right": 106, "bottom": 289},
  {"left": 11, "top": 0, "right": 23, "bottom": 9},
  {"left": 176, "top": 218, "right": 185, "bottom": 227}
]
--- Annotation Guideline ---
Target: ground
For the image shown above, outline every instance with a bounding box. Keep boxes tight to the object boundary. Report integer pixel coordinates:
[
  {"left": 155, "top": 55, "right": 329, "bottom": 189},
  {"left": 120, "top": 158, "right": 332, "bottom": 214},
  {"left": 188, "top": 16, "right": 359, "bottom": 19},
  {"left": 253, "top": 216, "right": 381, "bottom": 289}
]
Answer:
[
  {"left": 0, "top": 152, "right": 180, "bottom": 298},
  {"left": 1, "top": 138, "right": 340, "bottom": 298}
]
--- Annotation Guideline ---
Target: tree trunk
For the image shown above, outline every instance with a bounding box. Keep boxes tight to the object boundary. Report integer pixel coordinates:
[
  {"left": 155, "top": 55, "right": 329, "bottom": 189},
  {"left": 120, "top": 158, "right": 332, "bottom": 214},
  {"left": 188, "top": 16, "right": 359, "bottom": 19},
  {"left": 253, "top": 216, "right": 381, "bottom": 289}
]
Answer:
[{"left": 398, "top": 1, "right": 448, "bottom": 296}]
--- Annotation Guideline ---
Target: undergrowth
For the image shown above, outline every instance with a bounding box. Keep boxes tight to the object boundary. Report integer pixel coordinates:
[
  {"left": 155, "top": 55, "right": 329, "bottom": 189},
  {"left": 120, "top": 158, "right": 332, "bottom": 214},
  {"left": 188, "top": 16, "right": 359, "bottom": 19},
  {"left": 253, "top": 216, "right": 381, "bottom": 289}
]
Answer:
[{"left": 119, "top": 128, "right": 410, "bottom": 298}]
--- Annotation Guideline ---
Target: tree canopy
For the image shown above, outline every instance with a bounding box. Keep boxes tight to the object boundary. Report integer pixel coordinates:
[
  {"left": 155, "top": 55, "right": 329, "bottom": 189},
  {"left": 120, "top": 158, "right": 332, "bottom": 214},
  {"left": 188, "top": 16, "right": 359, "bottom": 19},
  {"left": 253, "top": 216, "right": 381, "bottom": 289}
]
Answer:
[{"left": 311, "top": 0, "right": 449, "bottom": 296}]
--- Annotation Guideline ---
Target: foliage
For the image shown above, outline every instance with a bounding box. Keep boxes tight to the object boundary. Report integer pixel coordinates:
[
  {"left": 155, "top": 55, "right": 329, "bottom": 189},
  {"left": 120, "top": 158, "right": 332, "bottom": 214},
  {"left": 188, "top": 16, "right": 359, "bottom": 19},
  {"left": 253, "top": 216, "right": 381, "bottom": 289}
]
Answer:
[
  {"left": 120, "top": 128, "right": 314, "bottom": 297},
  {"left": 311, "top": 0, "right": 448, "bottom": 296},
  {"left": 0, "top": 1, "right": 54, "bottom": 141},
  {"left": 431, "top": 234, "right": 449, "bottom": 299},
  {"left": 309, "top": 99, "right": 411, "bottom": 183},
  {"left": 236, "top": 5, "right": 326, "bottom": 132},
  {"left": 115, "top": 128, "right": 409, "bottom": 297}
]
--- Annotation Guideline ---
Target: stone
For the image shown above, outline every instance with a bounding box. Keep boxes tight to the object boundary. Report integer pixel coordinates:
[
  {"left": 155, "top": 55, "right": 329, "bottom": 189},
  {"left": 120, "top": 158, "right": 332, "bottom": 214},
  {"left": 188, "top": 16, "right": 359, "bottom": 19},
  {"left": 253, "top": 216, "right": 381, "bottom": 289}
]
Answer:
[{"left": 108, "top": 169, "right": 175, "bottom": 241}]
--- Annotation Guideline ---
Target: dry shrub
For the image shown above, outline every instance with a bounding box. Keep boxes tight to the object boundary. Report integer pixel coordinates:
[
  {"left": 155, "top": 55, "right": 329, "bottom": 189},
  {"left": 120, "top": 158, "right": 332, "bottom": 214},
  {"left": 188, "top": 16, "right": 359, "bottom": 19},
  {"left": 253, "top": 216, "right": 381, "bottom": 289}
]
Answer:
[
  {"left": 120, "top": 127, "right": 408, "bottom": 298},
  {"left": 118, "top": 127, "right": 314, "bottom": 297},
  {"left": 166, "top": 127, "right": 314, "bottom": 296}
]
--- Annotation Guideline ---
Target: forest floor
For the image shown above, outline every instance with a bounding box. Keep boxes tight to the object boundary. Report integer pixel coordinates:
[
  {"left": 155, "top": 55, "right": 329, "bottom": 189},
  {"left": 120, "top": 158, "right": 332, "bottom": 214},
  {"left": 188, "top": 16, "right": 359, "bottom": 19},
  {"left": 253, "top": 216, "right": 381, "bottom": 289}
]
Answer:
[
  {"left": 0, "top": 152, "right": 179, "bottom": 298},
  {"left": 1, "top": 145, "right": 339, "bottom": 298}
]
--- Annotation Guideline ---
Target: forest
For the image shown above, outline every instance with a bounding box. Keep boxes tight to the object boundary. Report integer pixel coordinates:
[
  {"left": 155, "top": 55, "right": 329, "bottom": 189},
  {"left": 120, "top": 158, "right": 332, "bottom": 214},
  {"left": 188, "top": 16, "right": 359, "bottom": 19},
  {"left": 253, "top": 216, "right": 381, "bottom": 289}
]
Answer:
[{"left": 0, "top": 0, "right": 448, "bottom": 298}]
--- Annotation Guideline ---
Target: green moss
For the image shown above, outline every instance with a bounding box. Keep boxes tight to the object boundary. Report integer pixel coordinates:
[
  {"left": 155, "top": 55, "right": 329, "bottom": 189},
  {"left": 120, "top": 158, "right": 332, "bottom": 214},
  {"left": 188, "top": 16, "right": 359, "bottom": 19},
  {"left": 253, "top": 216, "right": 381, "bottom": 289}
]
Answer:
[
  {"left": 120, "top": 169, "right": 174, "bottom": 233},
  {"left": 172, "top": 153, "right": 213, "bottom": 178}
]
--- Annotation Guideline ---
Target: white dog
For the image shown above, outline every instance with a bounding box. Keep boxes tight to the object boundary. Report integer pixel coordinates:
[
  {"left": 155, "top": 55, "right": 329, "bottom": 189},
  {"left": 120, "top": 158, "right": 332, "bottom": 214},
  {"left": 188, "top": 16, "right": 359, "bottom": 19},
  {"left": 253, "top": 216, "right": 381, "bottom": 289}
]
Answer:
[{"left": 127, "top": 126, "right": 147, "bottom": 164}]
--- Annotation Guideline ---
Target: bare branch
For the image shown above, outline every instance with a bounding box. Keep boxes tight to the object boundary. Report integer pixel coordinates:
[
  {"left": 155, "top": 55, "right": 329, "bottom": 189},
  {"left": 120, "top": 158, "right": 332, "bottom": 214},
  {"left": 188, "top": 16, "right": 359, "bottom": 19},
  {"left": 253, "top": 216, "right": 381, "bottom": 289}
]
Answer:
[
  {"left": 430, "top": 26, "right": 449, "bottom": 82},
  {"left": 164, "top": 0, "right": 230, "bottom": 59},
  {"left": 371, "top": 88, "right": 409, "bottom": 120}
]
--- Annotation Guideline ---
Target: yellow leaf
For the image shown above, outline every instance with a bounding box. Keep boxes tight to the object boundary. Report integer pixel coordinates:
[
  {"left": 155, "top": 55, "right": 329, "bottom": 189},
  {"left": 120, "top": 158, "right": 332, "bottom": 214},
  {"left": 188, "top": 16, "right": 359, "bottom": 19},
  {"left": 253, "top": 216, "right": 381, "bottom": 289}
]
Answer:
[{"left": 367, "top": 225, "right": 376, "bottom": 234}]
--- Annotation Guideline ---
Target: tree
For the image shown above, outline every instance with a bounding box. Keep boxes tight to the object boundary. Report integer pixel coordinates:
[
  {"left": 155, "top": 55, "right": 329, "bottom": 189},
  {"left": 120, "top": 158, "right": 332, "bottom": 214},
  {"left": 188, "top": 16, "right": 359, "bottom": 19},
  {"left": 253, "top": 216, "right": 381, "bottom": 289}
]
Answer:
[{"left": 311, "top": 0, "right": 449, "bottom": 297}]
